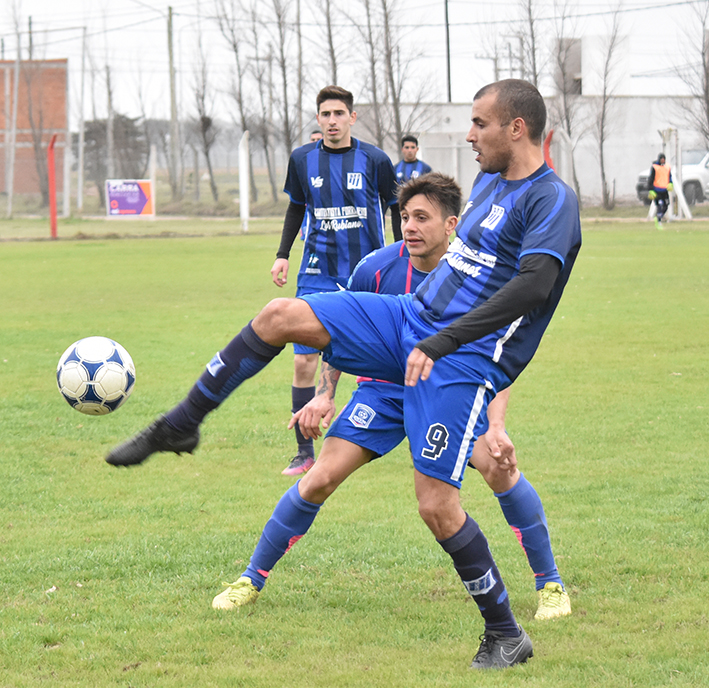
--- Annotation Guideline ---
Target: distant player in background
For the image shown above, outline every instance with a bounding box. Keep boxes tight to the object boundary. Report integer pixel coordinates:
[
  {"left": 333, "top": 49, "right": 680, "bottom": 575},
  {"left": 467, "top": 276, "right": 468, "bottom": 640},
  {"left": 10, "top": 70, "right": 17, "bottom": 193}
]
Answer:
[
  {"left": 270, "top": 86, "right": 401, "bottom": 476},
  {"left": 309, "top": 130, "right": 323, "bottom": 142},
  {"left": 395, "top": 135, "right": 432, "bottom": 183},
  {"left": 647, "top": 153, "right": 673, "bottom": 229},
  {"left": 212, "top": 173, "right": 571, "bottom": 623}
]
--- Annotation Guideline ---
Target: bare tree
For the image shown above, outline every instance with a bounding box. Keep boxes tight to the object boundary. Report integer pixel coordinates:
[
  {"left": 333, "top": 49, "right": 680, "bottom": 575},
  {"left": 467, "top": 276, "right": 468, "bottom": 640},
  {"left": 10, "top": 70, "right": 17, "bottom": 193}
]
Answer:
[
  {"left": 269, "top": 0, "right": 295, "bottom": 154},
  {"left": 380, "top": 0, "right": 403, "bottom": 145},
  {"left": 21, "top": 60, "right": 50, "bottom": 206},
  {"left": 214, "top": 0, "right": 259, "bottom": 201},
  {"left": 352, "top": 0, "right": 386, "bottom": 148},
  {"left": 674, "top": 0, "right": 709, "bottom": 144},
  {"left": 595, "top": 6, "right": 623, "bottom": 210},
  {"left": 516, "top": 0, "right": 542, "bottom": 87},
  {"left": 192, "top": 31, "right": 219, "bottom": 202},
  {"left": 549, "top": 0, "right": 584, "bottom": 205},
  {"left": 315, "top": 0, "right": 339, "bottom": 84},
  {"left": 247, "top": 2, "right": 279, "bottom": 202}
]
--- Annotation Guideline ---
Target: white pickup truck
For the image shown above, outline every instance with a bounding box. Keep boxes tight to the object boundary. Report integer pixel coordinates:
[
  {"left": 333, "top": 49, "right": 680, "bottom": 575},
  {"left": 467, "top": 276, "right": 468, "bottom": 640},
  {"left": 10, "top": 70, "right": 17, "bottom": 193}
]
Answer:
[{"left": 636, "top": 150, "right": 709, "bottom": 205}]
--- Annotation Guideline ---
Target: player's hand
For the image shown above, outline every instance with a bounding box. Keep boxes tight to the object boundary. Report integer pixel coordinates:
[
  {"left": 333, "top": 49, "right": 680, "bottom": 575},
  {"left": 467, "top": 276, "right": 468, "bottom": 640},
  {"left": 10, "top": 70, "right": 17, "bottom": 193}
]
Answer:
[
  {"left": 288, "top": 395, "right": 337, "bottom": 440},
  {"left": 405, "top": 348, "right": 434, "bottom": 386},
  {"left": 483, "top": 425, "right": 517, "bottom": 471},
  {"left": 667, "top": 182, "right": 674, "bottom": 192},
  {"left": 648, "top": 190, "right": 657, "bottom": 200},
  {"left": 271, "top": 258, "right": 289, "bottom": 287}
]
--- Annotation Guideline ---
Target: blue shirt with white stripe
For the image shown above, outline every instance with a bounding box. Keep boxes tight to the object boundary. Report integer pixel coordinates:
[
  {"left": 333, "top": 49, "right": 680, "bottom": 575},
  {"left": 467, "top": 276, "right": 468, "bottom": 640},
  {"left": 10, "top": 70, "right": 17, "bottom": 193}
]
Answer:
[
  {"left": 394, "top": 159, "right": 432, "bottom": 184},
  {"left": 284, "top": 138, "right": 398, "bottom": 291},
  {"left": 410, "top": 163, "right": 581, "bottom": 381}
]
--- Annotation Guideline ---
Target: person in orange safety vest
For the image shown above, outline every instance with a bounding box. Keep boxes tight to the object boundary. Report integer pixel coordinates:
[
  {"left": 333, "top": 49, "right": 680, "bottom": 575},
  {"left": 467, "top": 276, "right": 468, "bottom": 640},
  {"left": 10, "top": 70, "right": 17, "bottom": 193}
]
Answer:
[{"left": 647, "top": 153, "right": 673, "bottom": 228}]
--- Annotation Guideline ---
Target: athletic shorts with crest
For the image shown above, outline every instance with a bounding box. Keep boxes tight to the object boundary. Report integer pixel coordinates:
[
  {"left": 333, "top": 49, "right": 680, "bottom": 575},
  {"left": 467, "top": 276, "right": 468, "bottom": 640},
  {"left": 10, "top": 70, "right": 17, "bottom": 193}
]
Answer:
[{"left": 300, "top": 290, "right": 511, "bottom": 489}]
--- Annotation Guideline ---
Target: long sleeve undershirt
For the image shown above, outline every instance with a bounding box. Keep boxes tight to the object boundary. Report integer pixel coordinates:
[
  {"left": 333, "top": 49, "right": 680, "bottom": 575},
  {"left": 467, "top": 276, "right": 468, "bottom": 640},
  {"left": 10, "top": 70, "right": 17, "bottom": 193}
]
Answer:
[{"left": 415, "top": 252, "right": 562, "bottom": 361}]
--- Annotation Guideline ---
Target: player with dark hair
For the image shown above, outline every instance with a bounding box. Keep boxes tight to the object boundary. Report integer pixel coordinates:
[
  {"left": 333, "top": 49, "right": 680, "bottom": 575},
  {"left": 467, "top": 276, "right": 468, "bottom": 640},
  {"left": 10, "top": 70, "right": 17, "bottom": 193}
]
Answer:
[
  {"left": 308, "top": 130, "right": 323, "bottom": 142},
  {"left": 395, "top": 134, "right": 432, "bottom": 184},
  {"left": 271, "top": 85, "right": 400, "bottom": 476},
  {"left": 647, "top": 152, "right": 673, "bottom": 229},
  {"left": 107, "top": 78, "right": 582, "bottom": 670},
  {"left": 209, "top": 172, "right": 570, "bottom": 623}
]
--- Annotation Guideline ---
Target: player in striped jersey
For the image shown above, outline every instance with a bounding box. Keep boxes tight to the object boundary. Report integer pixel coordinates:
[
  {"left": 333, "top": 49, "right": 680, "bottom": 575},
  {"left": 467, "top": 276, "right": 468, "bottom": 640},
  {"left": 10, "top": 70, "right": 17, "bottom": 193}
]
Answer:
[
  {"left": 211, "top": 173, "right": 570, "bottom": 628},
  {"left": 107, "top": 79, "right": 582, "bottom": 669},
  {"left": 395, "top": 135, "right": 432, "bottom": 183},
  {"left": 271, "top": 86, "right": 400, "bottom": 476}
]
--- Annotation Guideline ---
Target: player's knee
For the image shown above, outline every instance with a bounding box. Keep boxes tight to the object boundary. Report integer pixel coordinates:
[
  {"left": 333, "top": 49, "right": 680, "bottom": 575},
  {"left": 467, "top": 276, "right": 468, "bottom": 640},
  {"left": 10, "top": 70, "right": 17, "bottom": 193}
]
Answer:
[
  {"left": 299, "top": 467, "right": 339, "bottom": 504},
  {"left": 256, "top": 298, "right": 299, "bottom": 339}
]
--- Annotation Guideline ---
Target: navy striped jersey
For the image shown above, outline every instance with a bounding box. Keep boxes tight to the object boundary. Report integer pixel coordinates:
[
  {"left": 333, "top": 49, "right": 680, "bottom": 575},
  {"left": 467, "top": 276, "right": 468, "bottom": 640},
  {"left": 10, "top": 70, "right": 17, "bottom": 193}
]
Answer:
[
  {"left": 348, "top": 241, "right": 427, "bottom": 296},
  {"left": 394, "top": 159, "right": 432, "bottom": 184},
  {"left": 348, "top": 241, "right": 425, "bottom": 385},
  {"left": 411, "top": 163, "right": 582, "bottom": 382},
  {"left": 284, "top": 138, "right": 398, "bottom": 291}
]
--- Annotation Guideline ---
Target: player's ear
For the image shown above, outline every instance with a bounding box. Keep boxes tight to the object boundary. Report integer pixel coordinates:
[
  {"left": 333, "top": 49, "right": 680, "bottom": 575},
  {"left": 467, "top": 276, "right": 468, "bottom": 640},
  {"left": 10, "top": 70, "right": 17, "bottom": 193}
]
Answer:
[
  {"left": 350, "top": 110, "right": 357, "bottom": 125},
  {"left": 510, "top": 117, "right": 526, "bottom": 141},
  {"left": 445, "top": 215, "right": 458, "bottom": 235}
]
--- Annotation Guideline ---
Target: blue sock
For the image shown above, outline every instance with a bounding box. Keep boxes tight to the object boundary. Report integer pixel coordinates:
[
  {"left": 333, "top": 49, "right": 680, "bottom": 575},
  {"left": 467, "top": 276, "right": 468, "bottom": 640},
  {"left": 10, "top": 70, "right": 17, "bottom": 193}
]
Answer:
[
  {"left": 438, "top": 513, "right": 519, "bottom": 636},
  {"left": 495, "top": 473, "right": 563, "bottom": 591},
  {"left": 292, "top": 386, "right": 315, "bottom": 456},
  {"left": 164, "top": 321, "right": 284, "bottom": 431},
  {"left": 243, "top": 482, "right": 321, "bottom": 590}
]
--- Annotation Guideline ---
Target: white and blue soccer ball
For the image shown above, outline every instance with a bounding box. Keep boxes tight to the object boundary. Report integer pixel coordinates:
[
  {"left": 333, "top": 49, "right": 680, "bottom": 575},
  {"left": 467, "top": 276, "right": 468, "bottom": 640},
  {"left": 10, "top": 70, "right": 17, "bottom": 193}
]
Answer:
[{"left": 56, "top": 336, "right": 136, "bottom": 415}]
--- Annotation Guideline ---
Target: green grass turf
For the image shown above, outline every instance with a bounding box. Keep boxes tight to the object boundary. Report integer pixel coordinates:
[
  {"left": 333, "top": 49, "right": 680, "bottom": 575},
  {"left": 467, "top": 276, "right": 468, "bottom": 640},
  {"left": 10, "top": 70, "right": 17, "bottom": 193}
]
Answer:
[{"left": 1, "top": 221, "right": 708, "bottom": 686}]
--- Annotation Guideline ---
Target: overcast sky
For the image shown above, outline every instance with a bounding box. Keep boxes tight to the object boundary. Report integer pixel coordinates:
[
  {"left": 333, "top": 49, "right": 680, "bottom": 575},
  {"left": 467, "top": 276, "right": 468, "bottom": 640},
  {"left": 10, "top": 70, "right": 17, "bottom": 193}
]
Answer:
[{"left": 1, "top": 0, "right": 704, "bottom": 128}]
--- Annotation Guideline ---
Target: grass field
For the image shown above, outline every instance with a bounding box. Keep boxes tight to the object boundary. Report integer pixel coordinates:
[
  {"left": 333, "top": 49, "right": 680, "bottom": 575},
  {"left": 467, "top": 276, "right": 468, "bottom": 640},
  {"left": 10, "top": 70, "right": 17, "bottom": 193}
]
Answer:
[{"left": 1, "top": 220, "right": 708, "bottom": 687}]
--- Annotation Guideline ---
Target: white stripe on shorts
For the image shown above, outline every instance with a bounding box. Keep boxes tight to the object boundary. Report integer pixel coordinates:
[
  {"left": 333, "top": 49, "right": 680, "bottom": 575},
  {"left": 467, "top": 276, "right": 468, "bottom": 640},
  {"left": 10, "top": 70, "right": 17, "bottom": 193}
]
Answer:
[{"left": 451, "top": 384, "right": 488, "bottom": 483}]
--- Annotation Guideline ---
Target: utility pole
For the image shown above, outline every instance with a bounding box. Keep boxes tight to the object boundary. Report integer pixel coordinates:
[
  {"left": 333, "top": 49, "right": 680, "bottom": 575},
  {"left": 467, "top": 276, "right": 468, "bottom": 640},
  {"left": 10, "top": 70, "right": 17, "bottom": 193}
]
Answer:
[
  {"left": 28, "top": 17, "right": 33, "bottom": 59},
  {"left": 77, "top": 26, "right": 86, "bottom": 211},
  {"left": 296, "top": 0, "right": 303, "bottom": 142},
  {"left": 106, "top": 65, "right": 115, "bottom": 178},
  {"left": 167, "top": 6, "right": 181, "bottom": 201},
  {"left": 444, "top": 0, "right": 452, "bottom": 102},
  {"left": 6, "top": 31, "right": 20, "bottom": 218}
]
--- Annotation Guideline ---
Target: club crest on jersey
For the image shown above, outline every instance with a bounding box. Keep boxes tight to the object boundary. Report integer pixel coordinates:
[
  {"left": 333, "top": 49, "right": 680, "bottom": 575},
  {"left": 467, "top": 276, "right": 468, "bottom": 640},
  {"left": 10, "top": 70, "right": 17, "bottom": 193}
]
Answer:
[
  {"left": 305, "top": 253, "right": 321, "bottom": 275},
  {"left": 480, "top": 204, "right": 505, "bottom": 231},
  {"left": 310, "top": 176, "right": 324, "bottom": 188},
  {"left": 463, "top": 568, "right": 497, "bottom": 596},
  {"left": 347, "top": 172, "right": 363, "bottom": 190},
  {"left": 349, "top": 403, "right": 376, "bottom": 428}
]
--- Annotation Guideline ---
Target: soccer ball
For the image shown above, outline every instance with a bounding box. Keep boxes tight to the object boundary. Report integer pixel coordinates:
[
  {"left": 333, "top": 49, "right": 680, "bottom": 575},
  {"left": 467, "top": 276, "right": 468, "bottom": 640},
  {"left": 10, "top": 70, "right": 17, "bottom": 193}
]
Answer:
[{"left": 57, "top": 337, "right": 136, "bottom": 415}]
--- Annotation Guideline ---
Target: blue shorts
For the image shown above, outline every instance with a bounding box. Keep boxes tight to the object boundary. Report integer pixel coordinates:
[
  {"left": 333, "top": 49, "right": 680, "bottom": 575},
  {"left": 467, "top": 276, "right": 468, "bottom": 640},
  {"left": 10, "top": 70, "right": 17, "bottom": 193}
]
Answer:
[
  {"left": 300, "top": 291, "right": 511, "bottom": 488},
  {"left": 326, "top": 380, "right": 405, "bottom": 458},
  {"left": 293, "top": 284, "right": 341, "bottom": 356}
]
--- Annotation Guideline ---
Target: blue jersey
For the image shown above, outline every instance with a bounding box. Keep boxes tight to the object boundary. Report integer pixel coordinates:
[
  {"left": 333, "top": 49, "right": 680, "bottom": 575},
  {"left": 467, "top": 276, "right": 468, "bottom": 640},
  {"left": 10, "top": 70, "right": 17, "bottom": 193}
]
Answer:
[
  {"left": 284, "top": 138, "right": 398, "bottom": 291},
  {"left": 348, "top": 241, "right": 428, "bottom": 295},
  {"left": 395, "top": 159, "right": 432, "bottom": 184},
  {"left": 410, "top": 163, "right": 582, "bottom": 382}
]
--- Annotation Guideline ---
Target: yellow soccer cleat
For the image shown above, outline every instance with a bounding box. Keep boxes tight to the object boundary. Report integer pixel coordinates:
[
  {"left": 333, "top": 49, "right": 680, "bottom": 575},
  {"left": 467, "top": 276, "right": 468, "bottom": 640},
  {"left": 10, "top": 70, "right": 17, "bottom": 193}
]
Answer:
[
  {"left": 534, "top": 582, "right": 571, "bottom": 621},
  {"left": 212, "top": 577, "right": 260, "bottom": 610}
]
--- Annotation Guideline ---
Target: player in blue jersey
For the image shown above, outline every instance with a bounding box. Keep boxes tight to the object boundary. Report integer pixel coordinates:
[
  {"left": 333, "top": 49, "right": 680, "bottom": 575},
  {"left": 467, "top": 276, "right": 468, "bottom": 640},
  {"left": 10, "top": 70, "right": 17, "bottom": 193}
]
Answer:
[
  {"left": 395, "top": 135, "right": 432, "bottom": 184},
  {"left": 270, "top": 86, "right": 400, "bottom": 477},
  {"left": 107, "top": 79, "right": 582, "bottom": 670},
  {"left": 206, "top": 173, "right": 570, "bottom": 623}
]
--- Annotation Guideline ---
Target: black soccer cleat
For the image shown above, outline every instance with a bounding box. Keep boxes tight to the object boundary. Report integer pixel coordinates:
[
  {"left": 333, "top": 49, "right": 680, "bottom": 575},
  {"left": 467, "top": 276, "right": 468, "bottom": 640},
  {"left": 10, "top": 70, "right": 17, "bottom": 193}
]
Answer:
[
  {"left": 105, "top": 416, "right": 200, "bottom": 467},
  {"left": 470, "top": 626, "right": 533, "bottom": 670}
]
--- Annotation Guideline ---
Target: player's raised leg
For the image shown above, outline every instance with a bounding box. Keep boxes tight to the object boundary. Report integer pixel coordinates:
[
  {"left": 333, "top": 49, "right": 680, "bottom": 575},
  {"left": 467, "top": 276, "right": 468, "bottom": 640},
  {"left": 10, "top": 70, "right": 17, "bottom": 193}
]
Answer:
[
  {"left": 105, "top": 298, "right": 330, "bottom": 466},
  {"left": 212, "top": 436, "right": 374, "bottom": 609}
]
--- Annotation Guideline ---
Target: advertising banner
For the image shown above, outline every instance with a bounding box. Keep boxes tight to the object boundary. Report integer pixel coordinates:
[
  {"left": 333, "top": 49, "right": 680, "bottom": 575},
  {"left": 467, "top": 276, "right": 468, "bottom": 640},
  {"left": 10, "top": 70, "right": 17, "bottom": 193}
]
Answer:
[{"left": 105, "top": 180, "right": 155, "bottom": 217}]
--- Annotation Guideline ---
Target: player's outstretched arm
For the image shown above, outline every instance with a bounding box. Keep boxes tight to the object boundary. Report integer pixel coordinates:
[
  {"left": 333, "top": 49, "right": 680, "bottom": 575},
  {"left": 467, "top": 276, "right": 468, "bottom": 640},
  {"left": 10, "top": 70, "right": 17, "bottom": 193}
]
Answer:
[{"left": 289, "top": 362, "right": 342, "bottom": 439}]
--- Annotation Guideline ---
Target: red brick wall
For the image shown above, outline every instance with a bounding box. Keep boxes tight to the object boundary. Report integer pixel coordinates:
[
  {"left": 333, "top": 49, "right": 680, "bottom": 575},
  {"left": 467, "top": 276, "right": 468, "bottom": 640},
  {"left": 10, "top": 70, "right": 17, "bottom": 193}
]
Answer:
[{"left": 0, "top": 59, "right": 67, "bottom": 194}]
